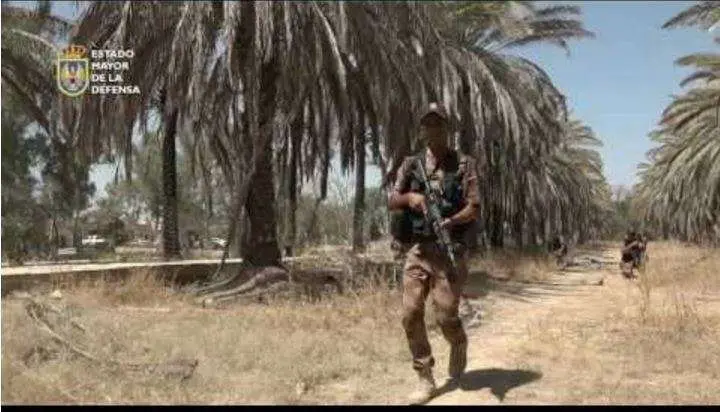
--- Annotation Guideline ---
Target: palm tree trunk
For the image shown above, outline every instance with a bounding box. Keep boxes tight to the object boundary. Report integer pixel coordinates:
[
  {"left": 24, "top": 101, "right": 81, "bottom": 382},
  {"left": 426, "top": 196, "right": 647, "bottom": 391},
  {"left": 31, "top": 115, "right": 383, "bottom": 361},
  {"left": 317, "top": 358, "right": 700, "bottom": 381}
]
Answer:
[
  {"left": 544, "top": 206, "right": 552, "bottom": 244},
  {"left": 51, "top": 216, "right": 59, "bottom": 258},
  {"left": 161, "top": 108, "right": 181, "bottom": 260},
  {"left": 124, "top": 128, "right": 133, "bottom": 183},
  {"left": 231, "top": 209, "right": 247, "bottom": 259},
  {"left": 71, "top": 175, "right": 84, "bottom": 252},
  {"left": 286, "top": 118, "right": 301, "bottom": 257},
  {"left": 513, "top": 182, "right": 525, "bottom": 249},
  {"left": 459, "top": 80, "right": 480, "bottom": 251},
  {"left": 513, "top": 211, "right": 524, "bottom": 249},
  {"left": 485, "top": 127, "right": 504, "bottom": 249},
  {"left": 243, "top": 148, "right": 281, "bottom": 266},
  {"left": 240, "top": 7, "right": 282, "bottom": 266},
  {"left": 578, "top": 223, "right": 588, "bottom": 245},
  {"left": 529, "top": 216, "right": 539, "bottom": 246},
  {"left": 490, "top": 203, "right": 504, "bottom": 248},
  {"left": 458, "top": 75, "right": 477, "bottom": 155},
  {"left": 72, "top": 208, "right": 81, "bottom": 250},
  {"left": 489, "top": 170, "right": 505, "bottom": 248},
  {"left": 306, "top": 198, "right": 323, "bottom": 245},
  {"left": 352, "top": 109, "right": 366, "bottom": 253}
]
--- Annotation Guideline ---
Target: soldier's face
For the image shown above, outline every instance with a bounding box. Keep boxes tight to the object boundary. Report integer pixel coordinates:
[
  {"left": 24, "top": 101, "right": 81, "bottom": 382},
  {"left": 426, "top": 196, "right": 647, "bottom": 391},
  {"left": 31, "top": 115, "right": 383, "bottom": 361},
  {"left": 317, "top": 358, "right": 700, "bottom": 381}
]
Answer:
[{"left": 420, "top": 116, "right": 448, "bottom": 149}]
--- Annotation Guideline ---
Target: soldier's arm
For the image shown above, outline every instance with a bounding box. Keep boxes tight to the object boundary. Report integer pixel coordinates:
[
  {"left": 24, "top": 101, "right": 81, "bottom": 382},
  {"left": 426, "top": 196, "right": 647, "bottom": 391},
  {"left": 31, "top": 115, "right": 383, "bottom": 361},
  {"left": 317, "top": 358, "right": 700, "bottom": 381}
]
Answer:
[
  {"left": 621, "top": 241, "right": 637, "bottom": 254},
  {"left": 621, "top": 242, "right": 630, "bottom": 253},
  {"left": 446, "top": 157, "right": 480, "bottom": 226},
  {"left": 389, "top": 193, "right": 416, "bottom": 211},
  {"left": 447, "top": 202, "right": 479, "bottom": 226},
  {"left": 388, "top": 158, "right": 414, "bottom": 211}
]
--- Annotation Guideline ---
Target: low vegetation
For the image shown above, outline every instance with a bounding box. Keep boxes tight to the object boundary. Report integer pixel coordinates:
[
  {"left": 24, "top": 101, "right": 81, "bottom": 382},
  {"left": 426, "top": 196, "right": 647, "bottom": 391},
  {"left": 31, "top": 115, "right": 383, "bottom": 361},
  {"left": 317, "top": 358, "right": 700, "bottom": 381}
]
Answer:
[{"left": 511, "top": 241, "right": 720, "bottom": 404}]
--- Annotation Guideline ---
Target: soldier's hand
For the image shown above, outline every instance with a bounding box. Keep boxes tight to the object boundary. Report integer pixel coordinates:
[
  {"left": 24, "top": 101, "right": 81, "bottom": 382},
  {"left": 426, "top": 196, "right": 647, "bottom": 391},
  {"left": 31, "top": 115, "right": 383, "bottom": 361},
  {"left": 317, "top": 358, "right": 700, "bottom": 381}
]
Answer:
[
  {"left": 407, "top": 193, "right": 426, "bottom": 214},
  {"left": 440, "top": 218, "right": 453, "bottom": 229}
]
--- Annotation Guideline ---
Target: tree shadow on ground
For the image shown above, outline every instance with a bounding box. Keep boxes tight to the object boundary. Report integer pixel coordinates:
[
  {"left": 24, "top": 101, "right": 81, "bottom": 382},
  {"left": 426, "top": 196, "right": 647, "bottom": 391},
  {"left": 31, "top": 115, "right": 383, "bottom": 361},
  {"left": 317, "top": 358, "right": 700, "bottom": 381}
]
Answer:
[
  {"left": 464, "top": 270, "right": 585, "bottom": 303},
  {"left": 460, "top": 269, "right": 593, "bottom": 332},
  {"left": 434, "top": 368, "right": 543, "bottom": 402}
]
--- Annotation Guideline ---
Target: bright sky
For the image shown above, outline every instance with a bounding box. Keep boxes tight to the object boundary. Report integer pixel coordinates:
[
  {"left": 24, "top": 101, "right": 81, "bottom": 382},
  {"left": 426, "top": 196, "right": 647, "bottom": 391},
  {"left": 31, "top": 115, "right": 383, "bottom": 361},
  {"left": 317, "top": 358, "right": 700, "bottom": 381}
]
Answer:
[
  {"left": 513, "top": 1, "right": 717, "bottom": 189},
  {"left": 15, "top": 1, "right": 719, "bottom": 196}
]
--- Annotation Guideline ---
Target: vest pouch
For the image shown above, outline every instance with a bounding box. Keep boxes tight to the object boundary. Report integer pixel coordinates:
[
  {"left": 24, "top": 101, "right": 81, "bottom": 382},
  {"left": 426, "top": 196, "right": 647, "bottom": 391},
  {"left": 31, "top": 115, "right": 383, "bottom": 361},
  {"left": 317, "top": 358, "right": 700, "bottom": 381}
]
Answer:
[
  {"left": 410, "top": 209, "right": 433, "bottom": 239},
  {"left": 441, "top": 172, "right": 463, "bottom": 215}
]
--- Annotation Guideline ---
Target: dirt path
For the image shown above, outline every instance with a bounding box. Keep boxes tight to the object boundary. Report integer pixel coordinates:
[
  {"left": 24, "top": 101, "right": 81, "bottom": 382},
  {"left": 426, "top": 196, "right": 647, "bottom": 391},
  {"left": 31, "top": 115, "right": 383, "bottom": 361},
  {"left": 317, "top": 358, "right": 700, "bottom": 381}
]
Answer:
[
  {"left": 425, "top": 247, "right": 618, "bottom": 405},
  {"left": 305, "top": 246, "right": 623, "bottom": 405}
]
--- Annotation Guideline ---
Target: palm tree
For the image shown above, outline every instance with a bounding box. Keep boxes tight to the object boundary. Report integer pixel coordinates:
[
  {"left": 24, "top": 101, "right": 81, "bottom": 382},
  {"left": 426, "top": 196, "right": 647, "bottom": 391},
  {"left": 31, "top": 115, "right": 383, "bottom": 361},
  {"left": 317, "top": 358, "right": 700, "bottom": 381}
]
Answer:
[
  {"left": 662, "top": 0, "right": 720, "bottom": 37},
  {"left": 1, "top": 1, "right": 99, "bottom": 251},
  {"left": 545, "top": 118, "right": 611, "bottom": 244},
  {"left": 633, "top": 1, "right": 720, "bottom": 244},
  {"left": 70, "top": 1, "right": 609, "bottom": 270},
  {"left": 72, "top": 2, "right": 464, "bottom": 265},
  {"left": 1, "top": 2, "right": 72, "bottom": 133},
  {"left": 427, "top": 1, "right": 597, "bottom": 248},
  {"left": 276, "top": 2, "right": 604, "bottom": 252},
  {"left": 70, "top": 3, "right": 194, "bottom": 259},
  {"left": 271, "top": 2, "right": 597, "bottom": 253}
]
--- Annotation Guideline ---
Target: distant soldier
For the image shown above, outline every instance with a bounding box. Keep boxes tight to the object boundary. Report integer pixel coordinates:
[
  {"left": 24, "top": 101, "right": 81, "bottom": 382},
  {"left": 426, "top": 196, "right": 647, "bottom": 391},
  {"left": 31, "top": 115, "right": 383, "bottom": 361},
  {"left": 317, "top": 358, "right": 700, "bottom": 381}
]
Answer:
[
  {"left": 548, "top": 235, "right": 568, "bottom": 269},
  {"left": 620, "top": 230, "right": 646, "bottom": 278},
  {"left": 388, "top": 103, "right": 480, "bottom": 405}
]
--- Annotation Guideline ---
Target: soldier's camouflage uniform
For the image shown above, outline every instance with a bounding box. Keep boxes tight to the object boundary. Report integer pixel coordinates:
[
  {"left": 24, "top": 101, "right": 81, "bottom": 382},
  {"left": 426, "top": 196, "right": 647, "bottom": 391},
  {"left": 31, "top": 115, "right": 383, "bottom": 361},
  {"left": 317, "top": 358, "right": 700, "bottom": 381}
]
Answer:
[{"left": 391, "top": 148, "right": 480, "bottom": 389}]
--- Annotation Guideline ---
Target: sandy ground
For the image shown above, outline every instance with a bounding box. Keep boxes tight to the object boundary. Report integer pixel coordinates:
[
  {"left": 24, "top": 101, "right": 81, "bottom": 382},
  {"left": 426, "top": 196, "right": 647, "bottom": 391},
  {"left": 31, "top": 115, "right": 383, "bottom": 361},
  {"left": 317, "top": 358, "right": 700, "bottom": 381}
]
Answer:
[
  {"left": 422, "top": 246, "right": 719, "bottom": 405},
  {"left": 305, "top": 245, "right": 719, "bottom": 405},
  {"left": 428, "top": 253, "right": 611, "bottom": 405}
]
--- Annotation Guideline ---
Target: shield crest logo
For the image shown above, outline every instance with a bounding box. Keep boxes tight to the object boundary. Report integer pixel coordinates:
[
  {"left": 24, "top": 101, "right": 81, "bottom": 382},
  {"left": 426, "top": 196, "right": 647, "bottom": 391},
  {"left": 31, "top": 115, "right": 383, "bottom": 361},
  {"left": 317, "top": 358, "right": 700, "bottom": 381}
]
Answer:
[{"left": 57, "top": 45, "right": 89, "bottom": 97}]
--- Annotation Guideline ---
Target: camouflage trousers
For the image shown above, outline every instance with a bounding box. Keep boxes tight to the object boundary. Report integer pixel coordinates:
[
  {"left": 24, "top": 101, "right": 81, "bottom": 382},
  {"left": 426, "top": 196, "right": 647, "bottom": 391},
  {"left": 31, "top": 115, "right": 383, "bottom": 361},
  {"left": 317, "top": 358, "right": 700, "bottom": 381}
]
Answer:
[
  {"left": 401, "top": 242, "right": 469, "bottom": 372},
  {"left": 621, "top": 249, "right": 645, "bottom": 277}
]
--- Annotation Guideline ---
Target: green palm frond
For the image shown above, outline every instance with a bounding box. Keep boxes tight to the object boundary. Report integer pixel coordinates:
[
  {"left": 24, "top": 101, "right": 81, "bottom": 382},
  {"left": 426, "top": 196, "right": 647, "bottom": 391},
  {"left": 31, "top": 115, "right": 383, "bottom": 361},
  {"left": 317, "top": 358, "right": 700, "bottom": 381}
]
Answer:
[{"left": 662, "top": 1, "right": 720, "bottom": 31}]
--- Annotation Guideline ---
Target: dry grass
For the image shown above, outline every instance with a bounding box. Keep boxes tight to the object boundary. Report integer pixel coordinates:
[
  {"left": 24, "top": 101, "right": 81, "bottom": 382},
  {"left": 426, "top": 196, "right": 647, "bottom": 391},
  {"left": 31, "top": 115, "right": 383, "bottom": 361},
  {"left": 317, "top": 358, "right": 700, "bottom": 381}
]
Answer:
[
  {"left": 469, "top": 248, "right": 556, "bottom": 283},
  {"left": 0, "top": 242, "right": 559, "bottom": 405},
  {"left": 511, "top": 241, "right": 720, "bottom": 404},
  {"left": 1, "top": 269, "right": 447, "bottom": 405},
  {"left": 4, "top": 241, "right": 718, "bottom": 405},
  {"left": 68, "top": 271, "right": 183, "bottom": 307},
  {"left": 297, "top": 241, "right": 558, "bottom": 282}
]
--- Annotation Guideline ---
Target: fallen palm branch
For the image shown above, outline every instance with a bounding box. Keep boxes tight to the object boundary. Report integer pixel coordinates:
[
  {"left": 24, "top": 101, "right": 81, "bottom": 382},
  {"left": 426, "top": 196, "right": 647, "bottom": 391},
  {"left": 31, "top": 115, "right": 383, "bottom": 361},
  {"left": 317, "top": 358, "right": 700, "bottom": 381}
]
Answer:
[
  {"left": 201, "top": 279, "right": 292, "bottom": 307},
  {"left": 23, "top": 298, "right": 198, "bottom": 381},
  {"left": 183, "top": 263, "right": 253, "bottom": 296},
  {"left": 183, "top": 244, "right": 402, "bottom": 305},
  {"left": 195, "top": 266, "right": 348, "bottom": 306},
  {"left": 28, "top": 298, "right": 87, "bottom": 333},
  {"left": 196, "top": 266, "right": 289, "bottom": 304}
]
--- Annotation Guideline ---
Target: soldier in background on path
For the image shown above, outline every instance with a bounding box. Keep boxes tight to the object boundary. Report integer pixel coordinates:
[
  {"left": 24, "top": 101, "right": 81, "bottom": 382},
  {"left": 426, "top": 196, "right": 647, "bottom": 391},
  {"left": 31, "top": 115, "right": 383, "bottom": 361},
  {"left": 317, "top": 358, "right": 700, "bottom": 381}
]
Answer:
[
  {"left": 548, "top": 235, "right": 568, "bottom": 269},
  {"left": 620, "top": 229, "right": 646, "bottom": 278}
]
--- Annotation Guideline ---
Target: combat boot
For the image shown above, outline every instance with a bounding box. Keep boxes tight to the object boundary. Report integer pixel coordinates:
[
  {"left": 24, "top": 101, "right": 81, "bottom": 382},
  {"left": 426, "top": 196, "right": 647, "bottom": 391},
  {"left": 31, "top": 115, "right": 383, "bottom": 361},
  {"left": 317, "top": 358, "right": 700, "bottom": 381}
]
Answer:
[
  {"left": 407, "top": 366, "right": 437, "bottom": 405},
  {"left": 448, "top": 341, "right": 467, "bottom": 379}
]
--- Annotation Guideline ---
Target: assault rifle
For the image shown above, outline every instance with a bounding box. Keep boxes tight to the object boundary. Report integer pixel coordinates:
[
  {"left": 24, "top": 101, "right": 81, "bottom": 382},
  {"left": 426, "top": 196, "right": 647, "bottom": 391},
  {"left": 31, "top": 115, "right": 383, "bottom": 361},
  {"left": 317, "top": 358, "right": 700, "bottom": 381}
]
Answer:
[{"left": 414, "top": 157, "right": 459, "bottom": 280}]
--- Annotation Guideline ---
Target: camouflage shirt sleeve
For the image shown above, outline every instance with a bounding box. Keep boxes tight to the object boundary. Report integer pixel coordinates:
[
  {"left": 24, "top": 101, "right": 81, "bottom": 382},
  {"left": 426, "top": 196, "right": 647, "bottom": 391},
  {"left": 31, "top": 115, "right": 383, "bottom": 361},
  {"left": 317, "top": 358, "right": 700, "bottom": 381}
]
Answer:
[
  {"left": 461, "top": 155, "right": 480, "bottom": 208},
  {"left": 391, "top": 157, "right": 413, "bottom": 195}
]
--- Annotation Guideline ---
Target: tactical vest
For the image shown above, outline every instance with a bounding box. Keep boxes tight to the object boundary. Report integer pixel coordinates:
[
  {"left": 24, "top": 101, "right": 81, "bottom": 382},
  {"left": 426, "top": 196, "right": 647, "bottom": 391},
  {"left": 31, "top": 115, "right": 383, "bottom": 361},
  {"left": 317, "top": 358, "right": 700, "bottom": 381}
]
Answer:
[{"left": 390, "top": 150, "right": 471, "bottom": 245}]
